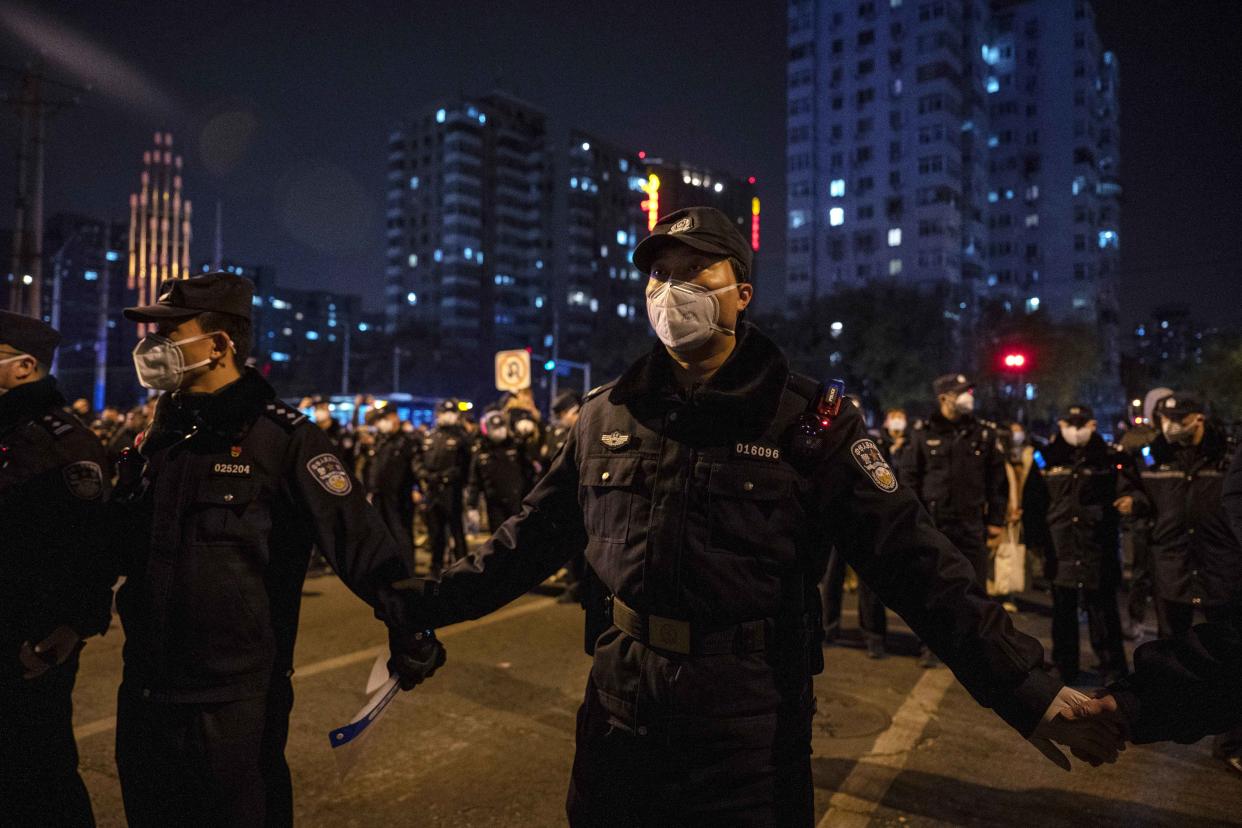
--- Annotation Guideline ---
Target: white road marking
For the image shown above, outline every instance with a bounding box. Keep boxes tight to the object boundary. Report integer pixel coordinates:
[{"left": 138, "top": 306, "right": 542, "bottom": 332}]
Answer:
[
  {"left": 818, "top": 667, "right": 956, "bottom": 827},
  {"left": 73, "top": 597, "right": 558, "bottom": 741}
]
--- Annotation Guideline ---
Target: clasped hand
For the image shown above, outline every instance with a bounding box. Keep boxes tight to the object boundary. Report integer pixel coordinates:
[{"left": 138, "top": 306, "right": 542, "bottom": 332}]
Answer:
[{"left": 1030, "top": 685, "right": 1127, "bottom": 770}]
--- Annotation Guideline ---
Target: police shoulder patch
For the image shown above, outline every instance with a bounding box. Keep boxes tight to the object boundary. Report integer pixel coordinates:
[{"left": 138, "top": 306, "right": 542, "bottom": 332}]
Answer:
[
  {"left": 63, "top": 460, "right": 104, "bottom": 500},
  {"left": 306, "top": 452, "right": 353, "bottom": 496},
  {"left": 850, "top": 438, "right": 898, "bottom": 493}
]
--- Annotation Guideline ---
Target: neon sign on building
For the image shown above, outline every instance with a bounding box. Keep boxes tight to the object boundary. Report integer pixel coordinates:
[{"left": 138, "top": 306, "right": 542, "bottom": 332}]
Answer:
[
  {"left": 640, "top": 174, "right": 660, "bottom": 231},
  {"left": 751, "top": 197, "right": 761, "bottom": 251}
]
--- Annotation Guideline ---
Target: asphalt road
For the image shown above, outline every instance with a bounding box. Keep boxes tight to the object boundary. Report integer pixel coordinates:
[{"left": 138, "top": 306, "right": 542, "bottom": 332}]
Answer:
[{"left": 69, "top": 572, "right": 1240, "bottom": 827}]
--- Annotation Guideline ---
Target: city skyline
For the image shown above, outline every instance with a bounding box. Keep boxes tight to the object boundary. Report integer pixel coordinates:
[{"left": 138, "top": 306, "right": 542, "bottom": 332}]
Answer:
[{"left": 1, "top": 0, "right": 1239, "bottom": 328}]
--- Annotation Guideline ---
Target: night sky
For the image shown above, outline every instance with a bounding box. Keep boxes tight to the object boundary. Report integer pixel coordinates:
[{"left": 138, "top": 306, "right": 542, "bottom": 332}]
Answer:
[{"left": 1, "top": 0, "right": 1238, "bottom": 328}]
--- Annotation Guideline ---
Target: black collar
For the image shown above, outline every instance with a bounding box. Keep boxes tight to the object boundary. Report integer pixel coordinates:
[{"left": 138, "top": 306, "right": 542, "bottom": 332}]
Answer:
[
  {"left": 151, "top": 368, "right": 277, "bottom": 444},
  {"left": 929, "top": 410, "right": 976, "bottom": 433},
  {"left": 0, "top": 376, "right": 65, "bottom": 437},
  {"left": 608, "top": 322, "right": 790, "bottom": 445}
]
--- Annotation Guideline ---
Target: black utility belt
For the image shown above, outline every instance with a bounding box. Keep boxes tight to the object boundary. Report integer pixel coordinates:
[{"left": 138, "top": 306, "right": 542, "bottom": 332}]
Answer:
[{"left": 610, "top": 596, "right": 798, "bottom": 657}]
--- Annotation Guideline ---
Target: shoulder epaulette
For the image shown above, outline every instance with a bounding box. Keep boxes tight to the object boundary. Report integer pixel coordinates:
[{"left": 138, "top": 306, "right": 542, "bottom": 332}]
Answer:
[
  {"left": 262, "top": 400, "right": 308, "bottom": 432},
  {"left": 583, "top": 380, "right": 619, "bottom": 405},
  {"left": 784, "top": 372, "right": 821, "bottom": 404},
  {"left": 35, "top": 410, "right": 78, "bottom": 440}
]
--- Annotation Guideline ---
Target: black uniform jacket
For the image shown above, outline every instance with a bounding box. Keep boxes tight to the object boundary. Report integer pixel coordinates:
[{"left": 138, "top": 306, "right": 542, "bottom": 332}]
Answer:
[
  {"left": 1118, "top": 427, "right": 1242, "bottom": 606},
  {"left": 363, "top": 432, "right": 417, "bottom": 500},
  {"left": 416, "top": 425, "right": 471, "bottom": 499},
  {"left": 468, "top": 439, "right": 536, "bottom": 514},
  {"left": 1110, "top": 622, "right": 1242, "bottom": 744},
  {"left": 409, "top": 324, "right": 1059, "bottom": 738},
  {"left": 108, "top": 370, "right": 414, "bottom": 702},
  {"left": 1, "top": 377, "right": 111, "bottom": 681},
  {"left": 899, "top": 410, "right": 1007, "bottom": 527},
  {"left": 1040, "top": 433, "right": 1125, "bottom": 590}
]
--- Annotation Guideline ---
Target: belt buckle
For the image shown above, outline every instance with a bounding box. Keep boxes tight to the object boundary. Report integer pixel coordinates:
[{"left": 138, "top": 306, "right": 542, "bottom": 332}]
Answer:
[{"left": 648, "top": 614, "right": 692, "bottom": 655}]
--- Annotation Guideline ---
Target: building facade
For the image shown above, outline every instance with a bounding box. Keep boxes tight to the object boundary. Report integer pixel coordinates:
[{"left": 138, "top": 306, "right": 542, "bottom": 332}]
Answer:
[
  {"left": 384, "top": 92, "right": 552, "bottom": 394},
  {"left": 42, "top": 213, "right": 138, "bottom": 408},
  {"left": 786, "top": 0, "right": 1120, "bottom": 344}
]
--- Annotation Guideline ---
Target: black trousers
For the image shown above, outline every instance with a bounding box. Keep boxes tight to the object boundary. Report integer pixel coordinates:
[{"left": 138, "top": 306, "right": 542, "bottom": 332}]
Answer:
[
  {"left": 938, "top": 518, "right": 990, "bottom": 589},
  {"left": 424, "top": 488, "right": 467, "bottom": 575},
  {"left": 566, "top": 682, "right": 815, "bottom": 827},
  {"left": 1126, "top": 519, "right": 1163, "bottom": 633},
  {"left": 115, "top": 678, "right": 294, "bottom": 828},
  {"left": 373, "top": 492, "right": 414, "bottom": 565},
  {"left": 1051, "top": 584, "right": 1127, "bottom": 678},
  {"left": 1161, "top": 601, "right": 1242, "bottom": 759},
  {"left": 821, "top": 548, "right": 886, "bottom": 640},
  {"left": 0, "top": 659, "right": 94, "bottom": 827}
]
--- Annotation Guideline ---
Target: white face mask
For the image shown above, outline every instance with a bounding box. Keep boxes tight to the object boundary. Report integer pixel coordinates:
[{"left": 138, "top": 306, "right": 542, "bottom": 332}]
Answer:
[
  {"left": 1162, "top": 418, "right": 1197, "bottom": 445},
  {"left": 1011, "top": 430, "right": 1026, "bottom": 445},
  {"left": 0, "top": 353, "right": 31, "bottom": 395},
  {"left": 377, "top": 418, "right": 398, "bottom": 434},
  {"left": 131, "top": 331, "right": 231, "bottom": 392},
  {"left": 436, "top": 412, "right": 459, "bottom": 428},
  {"left": 954, "top": 392, "right": 975, "bottom": 415},
  {"left": 1061, "top": 424, "right": 1093, "bottom": 447},
  {"left": 487, "top": 426, "right": 509, "bottom": 443},
  {"left": 646, "top": 280, "right": 737, "bottom": 353},
  {"left": 885, "top": 417, "right": 907, "bottom": 435}
]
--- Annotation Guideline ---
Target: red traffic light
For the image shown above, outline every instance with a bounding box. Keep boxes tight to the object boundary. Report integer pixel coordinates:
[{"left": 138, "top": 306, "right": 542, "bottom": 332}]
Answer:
[{"left": 1002, "top": 352, "right": 1027, "bottom": 369}]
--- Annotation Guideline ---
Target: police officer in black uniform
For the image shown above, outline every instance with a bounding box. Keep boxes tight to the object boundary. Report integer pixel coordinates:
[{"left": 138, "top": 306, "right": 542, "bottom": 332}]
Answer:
[
  {"left": 398, "top": 207, "right": 1122, "bottom": 825},
  {"left": 108, "top": 273, "right": 443, "bottom": 827},
  {"left": 1039, "top": 404, "right": 1129, "bottom": 684},
  {"left": 1120, "top": 392, "right": 1242, "bottom": 774},
  {"left": 899, "top": 374, "right": 1007, "bottom": 667},
  {"left": 1116, "top": 393, "right": 1242, "bottom": 636},
  {"left": 543, "top": 390, "right": 582, "bottom": 468},
  {"left": 363, "top": 405, "right": 419, "bottom": 563},
  {"left": 417, "top": 399, "right": 471, "bottom": 576},
  {"left": 468, "top": 409, "right": 537, "bottom": 532},
  {"left": 0, "top": 311, "right": 112, "bottom": 827}
]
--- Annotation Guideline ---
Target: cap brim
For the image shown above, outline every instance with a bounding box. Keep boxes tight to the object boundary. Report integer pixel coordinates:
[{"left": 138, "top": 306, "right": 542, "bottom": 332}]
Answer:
[
  {"left": 122, "top": 304, "right": 202, "bottom": 323},
  {"left": 631, "top": 234, "right": 733, "bottom": 275}
]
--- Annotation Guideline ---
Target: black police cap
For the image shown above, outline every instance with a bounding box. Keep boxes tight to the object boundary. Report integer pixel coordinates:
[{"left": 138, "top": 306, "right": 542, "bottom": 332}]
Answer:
[
  {"left": 552, "top": 390, "right": 582, "bottom": 414},
  {"left": 123, "top": 272, "right": 254, "bottom": 323},
  {"left": 631, "top": 206, "right": 753, "bottom": 281},
  {"left": 0, "top": 310, "right": 61, "bottom": 366},
  {"left": 932, "top": 373, "right": 972, "bottom": 396},
  {"left": 1160, "top": 392, "right": 1206, "bottom": 419},
  {"left": 1063, "top": 404, "right": 1095, "bottom": 425}
]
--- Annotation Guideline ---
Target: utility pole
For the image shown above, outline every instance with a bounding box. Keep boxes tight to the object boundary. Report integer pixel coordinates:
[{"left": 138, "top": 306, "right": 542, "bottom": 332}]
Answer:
[
  {"left": 341, "top": 313, "right": 352, "bottom": 395},
  {"left": 93, "top": 222, "right": 113, "bottom": 411},
  {"left": 212, "top": 200, "right": 223, "bottom": 271},
  {"left": 3, "top": 65, "right": 83, "bottom": 316}
]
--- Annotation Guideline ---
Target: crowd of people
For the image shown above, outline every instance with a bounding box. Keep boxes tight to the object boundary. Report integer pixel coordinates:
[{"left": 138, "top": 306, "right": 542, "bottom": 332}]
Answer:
[{"left": 3, "top": 205, "right": 1240, "bottom": 827}]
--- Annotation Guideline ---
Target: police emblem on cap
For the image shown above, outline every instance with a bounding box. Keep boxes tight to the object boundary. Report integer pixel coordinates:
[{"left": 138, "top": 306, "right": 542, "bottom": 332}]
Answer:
[
  {"left": 850, "top": 439, "right": 898, "bottom": 493},
  {"left": 306, "top": 452, "right": 352, "bottom": 496},
  {"left": 600, "top": 431, "right": 631, "bottom": 450},
  {"left": 1165, "top": 398, "right": 1176, "bottom": 408},
  {"left": 957, "top": 374, "right": 966, "bottom": 383},
  {"left": 63, "top": 461, "right": 104, "bottom": 500},
  {"left": 669, "top": 217, "right": 694, "bottom": 234}
]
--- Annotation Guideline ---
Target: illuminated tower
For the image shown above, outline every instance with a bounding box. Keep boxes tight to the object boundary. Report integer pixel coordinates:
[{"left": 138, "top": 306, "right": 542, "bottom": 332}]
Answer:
[{"left": 127, "top": 132, "right": 192, "bottom": 322}]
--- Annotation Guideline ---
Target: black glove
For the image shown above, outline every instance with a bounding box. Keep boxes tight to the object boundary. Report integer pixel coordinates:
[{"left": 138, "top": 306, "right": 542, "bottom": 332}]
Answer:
[{"left": 388, "top": 628, "right": 446, "bottom": 690}]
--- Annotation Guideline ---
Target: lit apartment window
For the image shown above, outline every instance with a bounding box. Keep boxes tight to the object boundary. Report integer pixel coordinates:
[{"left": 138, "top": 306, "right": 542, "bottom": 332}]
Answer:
[
  {"left": 830, "top": 178, "right": 846, "bottom": 197},
  {"left": 829, "top": 207, "right": 845, "bottom": 227},
  {"left": 889, "top": 259, "right": 902, "bottom": 275},
  {"left": 887, "top": 227, "right": 902, "bottom": 247}
]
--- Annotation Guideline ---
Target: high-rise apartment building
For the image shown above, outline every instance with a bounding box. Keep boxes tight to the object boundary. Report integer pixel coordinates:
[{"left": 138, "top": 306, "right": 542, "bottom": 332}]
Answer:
[
  {"left": 556, "top": 132, "right": 650, "bottom": 360},
  {"left": 787, "top": 0, "right": 1120, "bottom": 345},
  {"left": 385, "top": 92, "right": 552, "bottom": 392}
]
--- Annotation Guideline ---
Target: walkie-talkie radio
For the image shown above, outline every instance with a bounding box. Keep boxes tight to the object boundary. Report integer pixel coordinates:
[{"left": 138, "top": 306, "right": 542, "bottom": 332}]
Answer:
[{"left": 791, "top": 378, "right": 847, "bottom": 455}]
